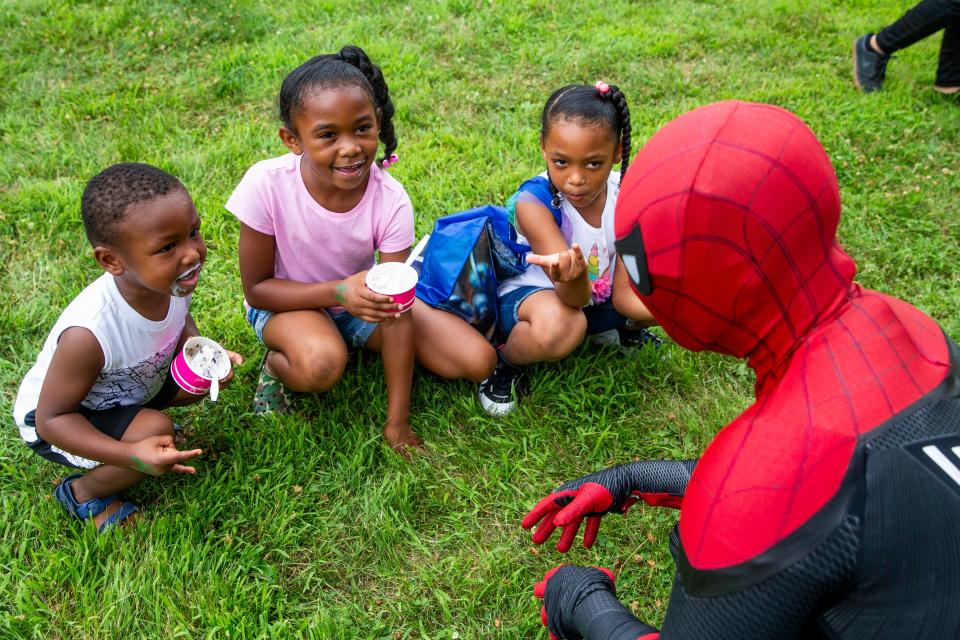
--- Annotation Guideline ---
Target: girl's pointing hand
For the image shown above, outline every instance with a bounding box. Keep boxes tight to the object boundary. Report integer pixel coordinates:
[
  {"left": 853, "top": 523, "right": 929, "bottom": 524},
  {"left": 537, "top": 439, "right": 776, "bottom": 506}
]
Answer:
[{"left": 527, "top": 243, "right": 588, "bottom": 283}]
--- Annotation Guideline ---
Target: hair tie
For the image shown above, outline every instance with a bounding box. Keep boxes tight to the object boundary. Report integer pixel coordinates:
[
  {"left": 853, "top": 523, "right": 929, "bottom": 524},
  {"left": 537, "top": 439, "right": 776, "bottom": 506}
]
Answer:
[
  {"left": 594, "top": 80, "right": 610, "bottom": 96},
  {"left": 381, "top": 153, "right": 399, "bottom": 169}
]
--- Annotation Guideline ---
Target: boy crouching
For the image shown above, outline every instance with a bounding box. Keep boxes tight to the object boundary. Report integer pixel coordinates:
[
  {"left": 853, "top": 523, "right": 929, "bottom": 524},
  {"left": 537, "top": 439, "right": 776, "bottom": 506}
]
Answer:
[{"left": 12, "top": 163, "right": 240, "bottom": 532}]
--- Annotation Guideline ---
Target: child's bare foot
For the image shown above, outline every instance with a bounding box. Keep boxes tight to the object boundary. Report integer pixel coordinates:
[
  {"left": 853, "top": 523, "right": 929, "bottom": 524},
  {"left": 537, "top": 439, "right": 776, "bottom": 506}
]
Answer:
[{"left": 383, "top": 421, "right": 424, "bottom": 456}]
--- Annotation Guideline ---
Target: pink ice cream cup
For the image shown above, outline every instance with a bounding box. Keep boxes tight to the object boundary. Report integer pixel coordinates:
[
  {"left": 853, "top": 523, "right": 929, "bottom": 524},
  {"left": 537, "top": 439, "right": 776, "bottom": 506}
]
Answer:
[
  {"left": 366, "top": 262, "right": 418, "bottom": 313},
  {"left": 170, "top": 336, "right": 231, "bottom": 397}
]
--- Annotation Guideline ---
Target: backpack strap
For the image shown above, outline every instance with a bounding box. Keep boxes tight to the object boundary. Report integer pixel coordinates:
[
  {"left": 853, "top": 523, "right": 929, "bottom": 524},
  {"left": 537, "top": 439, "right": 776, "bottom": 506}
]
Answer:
[{"left": 506, "top": 175, "right": 573, "bottom": 244}]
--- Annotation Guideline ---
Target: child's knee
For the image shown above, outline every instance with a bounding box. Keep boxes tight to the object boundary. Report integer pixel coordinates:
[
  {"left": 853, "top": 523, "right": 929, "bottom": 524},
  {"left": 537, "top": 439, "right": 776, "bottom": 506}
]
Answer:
[
  {"left": 123, "top": 409, "right": 174, "bottom": 441},
  {"left": 289, "top": 341, "right": 347, "bottom": 392},
  {"left": 465, "top": 344, "right": 498, "bottom": 382},
  {"left": 535, "top": 311, "right": 586, "bottom": 360}
]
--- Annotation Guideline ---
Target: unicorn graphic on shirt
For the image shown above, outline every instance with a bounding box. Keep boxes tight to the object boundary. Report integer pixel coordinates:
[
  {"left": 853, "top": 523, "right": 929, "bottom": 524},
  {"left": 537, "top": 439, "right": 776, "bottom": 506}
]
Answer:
[{"left": 588, "top": 243, "right": 600, "bottom": 280}]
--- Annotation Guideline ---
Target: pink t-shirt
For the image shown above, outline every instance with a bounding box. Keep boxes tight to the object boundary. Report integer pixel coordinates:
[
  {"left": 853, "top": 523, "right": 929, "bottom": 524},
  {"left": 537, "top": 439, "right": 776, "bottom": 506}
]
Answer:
[{"left": 225, "top": 153, "right": 415, "bottom": 286}]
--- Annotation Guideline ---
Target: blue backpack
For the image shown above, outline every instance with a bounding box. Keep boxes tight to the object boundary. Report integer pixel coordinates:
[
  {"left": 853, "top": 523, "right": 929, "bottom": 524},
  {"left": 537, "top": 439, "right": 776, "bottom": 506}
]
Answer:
[{"left": 415, "top": 205, "right": 530, "bottom": 339}]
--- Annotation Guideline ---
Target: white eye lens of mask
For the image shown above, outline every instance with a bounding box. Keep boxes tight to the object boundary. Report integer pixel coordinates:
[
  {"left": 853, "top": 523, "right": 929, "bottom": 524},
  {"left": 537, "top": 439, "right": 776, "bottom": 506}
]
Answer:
[
  {"left": 622, "top": 253, "right": 641, "bottom": 286},
  {"left": 616, "top": 225, "right": 652, "bottom": 295}
]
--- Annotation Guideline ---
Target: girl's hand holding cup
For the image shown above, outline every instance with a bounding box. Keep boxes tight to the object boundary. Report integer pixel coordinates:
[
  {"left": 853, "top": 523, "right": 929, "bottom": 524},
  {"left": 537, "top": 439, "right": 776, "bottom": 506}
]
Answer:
[
  {"left": 339, "top": 271, "right": 402, "bottom": 323},
  {"left": 527, "top": 243, "right": 588, "bottom": 283}
]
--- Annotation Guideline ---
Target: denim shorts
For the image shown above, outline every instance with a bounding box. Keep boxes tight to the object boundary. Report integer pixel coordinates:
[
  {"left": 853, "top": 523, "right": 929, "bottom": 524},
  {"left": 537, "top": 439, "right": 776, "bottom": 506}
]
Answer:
[
  {"left": 583, "top": 298, "right": 629, "bottom": 335},
  {"left": 497, "top": 287, "right": 630, "bottom": 336},
  {"left": 497, "top": 285, "right": 550, "bottom": 335},
  {"left": 245, "top": 305, "right": 377, "bottom": 349}
]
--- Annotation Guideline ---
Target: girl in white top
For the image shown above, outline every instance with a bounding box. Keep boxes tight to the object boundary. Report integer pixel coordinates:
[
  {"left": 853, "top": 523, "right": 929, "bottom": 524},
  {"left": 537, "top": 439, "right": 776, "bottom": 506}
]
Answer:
[{"left": 478, "top": 82, "right": 656, "bottom": 416}]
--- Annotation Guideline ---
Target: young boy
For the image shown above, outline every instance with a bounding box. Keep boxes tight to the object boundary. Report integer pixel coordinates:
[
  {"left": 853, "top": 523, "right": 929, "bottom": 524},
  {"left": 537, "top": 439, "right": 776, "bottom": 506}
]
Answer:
[{"left": 12, "top": 163, "right": 240, "bottom": 532}]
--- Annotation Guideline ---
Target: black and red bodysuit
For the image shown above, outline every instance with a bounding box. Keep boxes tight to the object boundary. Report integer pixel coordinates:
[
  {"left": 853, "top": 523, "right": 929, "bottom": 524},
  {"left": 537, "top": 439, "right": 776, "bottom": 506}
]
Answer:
[{"left": 530, "top": 101, "right": 960, "bottom": 639}]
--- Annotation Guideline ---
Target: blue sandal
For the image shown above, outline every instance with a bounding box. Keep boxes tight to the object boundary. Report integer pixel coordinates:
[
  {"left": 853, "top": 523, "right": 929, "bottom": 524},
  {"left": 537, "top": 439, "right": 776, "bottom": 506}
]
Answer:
[{"left": 54, "top": 474, "right": 139, "bottom": 532}]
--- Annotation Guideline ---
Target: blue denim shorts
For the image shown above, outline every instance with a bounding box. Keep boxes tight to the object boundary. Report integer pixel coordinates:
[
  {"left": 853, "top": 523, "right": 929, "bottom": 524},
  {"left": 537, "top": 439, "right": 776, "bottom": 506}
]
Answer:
[
  {"left": 497, "top": 287, "right": 630, "bottom": 336},
  {"left": 497, "top": 285, "right": 550, "bottom": 335},
  {"left": 245, "top": 305, "right": 377, "bottom": 349}
]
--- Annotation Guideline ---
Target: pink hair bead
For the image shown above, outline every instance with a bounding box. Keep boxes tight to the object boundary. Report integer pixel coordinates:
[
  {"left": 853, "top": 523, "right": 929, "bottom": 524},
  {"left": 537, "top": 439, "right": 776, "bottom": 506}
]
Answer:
[{"left": 382, "top": 153, "right": 399, "bottom": 168}]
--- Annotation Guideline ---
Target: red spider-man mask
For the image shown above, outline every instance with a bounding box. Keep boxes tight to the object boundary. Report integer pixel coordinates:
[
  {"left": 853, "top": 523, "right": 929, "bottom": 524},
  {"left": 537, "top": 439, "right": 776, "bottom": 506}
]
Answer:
[{"left": 615, "top": 101, "right": 857, "bottom": 391}]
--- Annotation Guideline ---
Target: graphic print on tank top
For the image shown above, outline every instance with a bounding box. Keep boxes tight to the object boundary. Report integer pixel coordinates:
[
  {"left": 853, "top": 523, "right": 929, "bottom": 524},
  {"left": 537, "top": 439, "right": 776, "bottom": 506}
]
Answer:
[{"left": 83, "top": 335, "right": 179, "bottom": 410}]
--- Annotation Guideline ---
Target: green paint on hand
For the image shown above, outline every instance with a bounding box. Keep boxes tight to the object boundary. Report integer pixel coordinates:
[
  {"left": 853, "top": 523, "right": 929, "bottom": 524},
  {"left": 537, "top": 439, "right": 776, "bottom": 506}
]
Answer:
[
  {"left": 335, "top": 284, "right": 348, "bottom": 305},
  {"left": 131, "top": 455, "right": 153, "bottom": 475}
]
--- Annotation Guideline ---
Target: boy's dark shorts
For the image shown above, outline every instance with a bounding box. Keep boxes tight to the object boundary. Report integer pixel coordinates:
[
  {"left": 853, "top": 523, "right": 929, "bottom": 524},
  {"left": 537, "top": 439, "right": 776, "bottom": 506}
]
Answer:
[{"left": 24, "top": 374, "right": 179, "bottom": 470}]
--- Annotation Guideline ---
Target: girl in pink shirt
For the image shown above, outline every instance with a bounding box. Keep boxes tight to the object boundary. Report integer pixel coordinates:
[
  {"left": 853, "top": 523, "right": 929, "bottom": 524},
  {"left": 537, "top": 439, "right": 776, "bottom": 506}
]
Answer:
[{"left": 227, "top": 45, "right": 495, "bottom": 454}]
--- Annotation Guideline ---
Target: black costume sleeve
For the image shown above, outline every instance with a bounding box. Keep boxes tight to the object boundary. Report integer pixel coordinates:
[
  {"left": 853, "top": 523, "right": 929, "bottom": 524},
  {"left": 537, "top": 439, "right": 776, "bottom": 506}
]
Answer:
[
  {"left": 543, "top": 515, "right": 860, "bottom": 640},
  {"left": 554, "top": 459, "right": 698, "bottom": 512},
  {"left": 543, "top": 565, "right": 659, "bottom": 640}
]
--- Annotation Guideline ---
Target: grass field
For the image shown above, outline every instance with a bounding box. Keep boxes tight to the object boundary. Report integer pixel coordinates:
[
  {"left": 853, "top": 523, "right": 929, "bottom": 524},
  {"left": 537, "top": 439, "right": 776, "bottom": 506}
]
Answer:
[{"left": 1, "top": 0, "right": 958, "bottom": 637}]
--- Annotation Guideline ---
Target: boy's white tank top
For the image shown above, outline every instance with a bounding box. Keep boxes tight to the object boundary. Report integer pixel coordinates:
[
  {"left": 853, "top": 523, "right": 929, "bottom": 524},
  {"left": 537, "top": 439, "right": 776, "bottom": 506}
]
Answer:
[{"left": 13, "top": 273, "right": 189, "bottom": 443}]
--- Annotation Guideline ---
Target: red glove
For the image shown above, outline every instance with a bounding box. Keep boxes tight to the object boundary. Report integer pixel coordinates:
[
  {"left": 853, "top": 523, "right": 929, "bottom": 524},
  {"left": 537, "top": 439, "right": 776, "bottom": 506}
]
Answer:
[{"left": 522, "top": 460, "right": 696, "bottom": 551}]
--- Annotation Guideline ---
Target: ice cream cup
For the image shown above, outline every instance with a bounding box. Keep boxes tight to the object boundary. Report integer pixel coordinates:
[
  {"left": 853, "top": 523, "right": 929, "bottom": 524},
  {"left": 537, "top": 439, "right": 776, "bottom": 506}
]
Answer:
[
  {"left": 170, "top": 336, "right": 231, "bottom": 398},
  {"left": 366, "top": 262, "right": 418, "bottom": 313}
]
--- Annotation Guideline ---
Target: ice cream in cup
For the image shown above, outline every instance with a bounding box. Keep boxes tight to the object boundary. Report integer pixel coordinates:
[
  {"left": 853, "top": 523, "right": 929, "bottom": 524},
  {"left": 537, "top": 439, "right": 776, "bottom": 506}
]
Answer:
[
  {"left": 170, "top": 336, "right": 232, "bottom": 401},
  {"left": 366, "top": 262, "right": 418, "bottom": 313}
]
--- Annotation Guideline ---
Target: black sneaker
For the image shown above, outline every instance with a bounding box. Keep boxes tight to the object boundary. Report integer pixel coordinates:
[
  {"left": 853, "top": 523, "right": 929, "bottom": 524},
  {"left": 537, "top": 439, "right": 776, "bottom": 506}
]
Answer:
[
  {"left": 853, "top": 34, "right": 889, "bottom": 93},
  {"left": 589, "top": 326, "right": 663, "bottom": 353},
  {"left": 478, "top": 360, "right": 525, "bottom": 417},
  {"left": 616, "top": 326, "right": 663, "bottom": 350}
]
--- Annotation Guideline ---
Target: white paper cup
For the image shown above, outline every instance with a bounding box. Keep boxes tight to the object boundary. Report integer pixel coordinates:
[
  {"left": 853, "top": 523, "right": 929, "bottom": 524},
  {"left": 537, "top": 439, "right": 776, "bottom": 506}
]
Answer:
[{"left": 366, "top": 262, "right": 418, "bottom": 313}]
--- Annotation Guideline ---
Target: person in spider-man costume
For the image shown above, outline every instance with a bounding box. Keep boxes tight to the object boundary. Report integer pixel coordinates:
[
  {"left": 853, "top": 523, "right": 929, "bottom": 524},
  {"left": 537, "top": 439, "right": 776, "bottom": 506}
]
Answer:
[{"left": 522, "top": 100, "right": 960, "bottom": 639}]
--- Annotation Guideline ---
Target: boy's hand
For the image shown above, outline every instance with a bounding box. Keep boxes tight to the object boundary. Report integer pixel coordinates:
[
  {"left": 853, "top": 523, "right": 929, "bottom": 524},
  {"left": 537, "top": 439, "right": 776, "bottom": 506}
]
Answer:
[
  {"left": 339, "top": 271, "right": 400, "bottom": 323},
  {"left": 218, "top": 350, "right": 245, "bottom": 388},
  {"left": 128, "top": 435, "right": 203, "bottom": 476},
  {"left": 527, "top": 244, "right": 588, "bottom": 283}
]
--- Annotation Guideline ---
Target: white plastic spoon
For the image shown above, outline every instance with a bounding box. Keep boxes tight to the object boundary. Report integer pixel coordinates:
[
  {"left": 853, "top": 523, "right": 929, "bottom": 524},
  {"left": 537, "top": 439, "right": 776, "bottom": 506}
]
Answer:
[
  {"left": 405, "top": 233, "right": 431, "bottom": 267},
  {"left": 382, "top": 234, "right": 432, "bottom": 291}
]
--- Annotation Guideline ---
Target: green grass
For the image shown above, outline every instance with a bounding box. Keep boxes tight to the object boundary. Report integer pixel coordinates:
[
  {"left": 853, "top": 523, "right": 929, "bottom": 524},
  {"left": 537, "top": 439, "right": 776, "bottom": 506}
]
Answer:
[{"left": 1, "top": 0, "right": 958, "bottom": 637}]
